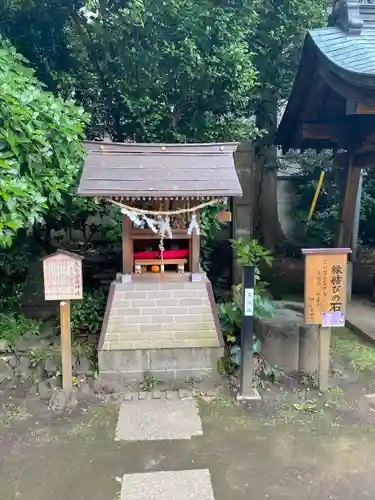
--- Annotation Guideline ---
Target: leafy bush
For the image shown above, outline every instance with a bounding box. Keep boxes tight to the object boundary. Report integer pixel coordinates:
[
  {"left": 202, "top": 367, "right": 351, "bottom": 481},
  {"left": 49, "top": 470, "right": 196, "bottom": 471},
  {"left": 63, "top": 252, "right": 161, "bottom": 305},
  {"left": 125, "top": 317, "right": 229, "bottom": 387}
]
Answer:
[
  {"left": 70, "top": 289, "right": 107, "bottom": 339},
  {"left": 0, "top": 313, "right": 40, "bottom": 346},
  {"left": 218, "top": 238, "right": 275, "bottom": 373},
  {"left": 0, "top": 41, "right": 88, "bottom": 247}
]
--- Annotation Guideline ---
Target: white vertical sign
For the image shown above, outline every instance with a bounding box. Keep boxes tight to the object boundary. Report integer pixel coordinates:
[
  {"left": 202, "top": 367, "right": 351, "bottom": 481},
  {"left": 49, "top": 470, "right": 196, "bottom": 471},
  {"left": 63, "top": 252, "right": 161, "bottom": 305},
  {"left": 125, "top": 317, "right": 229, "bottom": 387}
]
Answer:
[{"left": 244, "top": 288, "right": 254, "bottom": 317}]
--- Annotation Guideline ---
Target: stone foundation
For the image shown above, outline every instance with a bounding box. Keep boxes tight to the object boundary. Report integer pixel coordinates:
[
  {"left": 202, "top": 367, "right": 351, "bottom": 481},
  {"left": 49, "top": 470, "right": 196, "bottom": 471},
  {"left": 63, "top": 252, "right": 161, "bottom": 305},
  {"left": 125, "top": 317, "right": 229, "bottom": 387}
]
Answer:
[
  {"left": 98, "top": 278, "right": 224, "bottom": 384},
  {"left": 255, "top": 301, "right": 318, "bottom": 375}
]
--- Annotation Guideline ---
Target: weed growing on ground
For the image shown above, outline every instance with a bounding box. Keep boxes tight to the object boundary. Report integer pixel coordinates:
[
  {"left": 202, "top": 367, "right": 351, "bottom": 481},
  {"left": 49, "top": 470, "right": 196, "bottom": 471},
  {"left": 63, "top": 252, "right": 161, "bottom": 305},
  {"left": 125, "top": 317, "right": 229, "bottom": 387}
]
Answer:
[
  {"left": 140, "top": 374, "right": 161, "bottom": 391},
  {"left": 331, "top": 327, "right": 375, "bottom": 372}
]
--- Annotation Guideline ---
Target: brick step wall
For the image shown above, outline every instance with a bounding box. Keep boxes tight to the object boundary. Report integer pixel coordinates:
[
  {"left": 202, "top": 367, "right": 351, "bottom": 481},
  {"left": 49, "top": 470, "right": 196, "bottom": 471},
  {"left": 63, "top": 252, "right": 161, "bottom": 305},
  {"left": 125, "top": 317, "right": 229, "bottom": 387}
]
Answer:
[
  {"left": 98, "top": 279, "right": 224, "bottom": 385},
  {"left": 102, "top": 281, "right": 219, "bottom": 350}
]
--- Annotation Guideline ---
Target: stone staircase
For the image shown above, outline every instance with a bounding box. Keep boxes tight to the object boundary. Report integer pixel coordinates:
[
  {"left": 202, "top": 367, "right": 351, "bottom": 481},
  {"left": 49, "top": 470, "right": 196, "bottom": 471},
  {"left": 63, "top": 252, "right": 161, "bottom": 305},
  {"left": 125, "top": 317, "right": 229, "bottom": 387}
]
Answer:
[{"left": 98, "top": 278, "right": 224, "bottom": 384}]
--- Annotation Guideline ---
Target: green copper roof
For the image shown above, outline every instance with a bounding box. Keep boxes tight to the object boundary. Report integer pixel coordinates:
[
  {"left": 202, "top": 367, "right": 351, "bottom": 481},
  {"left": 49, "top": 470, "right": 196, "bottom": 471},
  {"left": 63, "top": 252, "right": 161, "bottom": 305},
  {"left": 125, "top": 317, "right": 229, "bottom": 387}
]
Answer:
[
  {"left": 310, "top": 25, "right": 375, "bottom": 83},
  {"left": 275, "top": 0, "right": 375, "bottom": 151}
]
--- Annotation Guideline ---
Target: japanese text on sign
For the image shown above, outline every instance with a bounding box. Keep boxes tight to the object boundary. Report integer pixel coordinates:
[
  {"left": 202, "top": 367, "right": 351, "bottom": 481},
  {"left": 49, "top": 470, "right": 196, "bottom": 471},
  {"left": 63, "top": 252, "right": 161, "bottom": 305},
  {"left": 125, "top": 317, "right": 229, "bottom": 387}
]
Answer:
[
  {"left": 244, "top": 288, "right": 254, "bottom": 317},
  {"left": 303, "top": 251, "right": 348, "bottom": 325},
  {"left": 43, "top": 252, "right": 83, "bottom": 301}
]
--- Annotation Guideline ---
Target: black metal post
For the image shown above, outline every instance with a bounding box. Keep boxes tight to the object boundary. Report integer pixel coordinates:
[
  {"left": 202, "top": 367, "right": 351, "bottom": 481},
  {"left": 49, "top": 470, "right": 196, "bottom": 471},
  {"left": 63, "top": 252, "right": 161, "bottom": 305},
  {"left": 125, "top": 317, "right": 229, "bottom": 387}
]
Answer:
[{"left": 238, "top": 265, "right": 257, "bottom": 399}]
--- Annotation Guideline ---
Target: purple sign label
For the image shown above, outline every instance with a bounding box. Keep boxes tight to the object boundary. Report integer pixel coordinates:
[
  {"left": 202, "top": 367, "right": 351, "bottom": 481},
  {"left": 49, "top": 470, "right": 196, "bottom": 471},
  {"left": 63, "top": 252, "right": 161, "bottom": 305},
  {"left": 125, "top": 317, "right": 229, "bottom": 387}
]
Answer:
[{"left": 322, "top": 311, "right": 345, "bottom": 327}]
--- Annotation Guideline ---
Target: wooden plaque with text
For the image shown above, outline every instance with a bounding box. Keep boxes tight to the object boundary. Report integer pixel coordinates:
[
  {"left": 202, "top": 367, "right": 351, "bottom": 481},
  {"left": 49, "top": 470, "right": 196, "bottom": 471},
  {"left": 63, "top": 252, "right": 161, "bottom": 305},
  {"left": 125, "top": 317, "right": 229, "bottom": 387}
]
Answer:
[
  {"left": 42, "top": 250, "right": 84, "bottom": 301},
  {"left": 302, "top": 248, "right": 351, "bottom": 325}
]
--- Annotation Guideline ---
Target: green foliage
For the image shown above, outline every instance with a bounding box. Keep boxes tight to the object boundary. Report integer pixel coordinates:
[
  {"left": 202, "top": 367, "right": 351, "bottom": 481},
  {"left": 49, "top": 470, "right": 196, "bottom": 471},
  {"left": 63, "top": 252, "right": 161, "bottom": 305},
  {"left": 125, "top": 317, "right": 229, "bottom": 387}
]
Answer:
[
  {"left": 218, "top": 239, "right": 275, "bottom": 373},
  {"left": 2, "top": 0, "right": 262, "bottom": 142},
  {"left": 0, "top": 313, "right": 40, "bottom": 346},
  {"left": 231, "top": 237, "right": 274, "bottom": 270},
  {"left": 0, "top": 42, "right": 88, "bottom": 247},
  {"left": 70, "top": 289, "right": 107, "bottom": 339},
  {"left": 331, "top": 327, "right": 375, "bottom": 373},
  {"left": 29, "top": 346, "right": 49, "bottom": 368},
  {"left": 140, "top": 374, "right": 161, "bottom": 392},
  {"left": 282, "top": 150, "right": 375, "bottom": 248}
]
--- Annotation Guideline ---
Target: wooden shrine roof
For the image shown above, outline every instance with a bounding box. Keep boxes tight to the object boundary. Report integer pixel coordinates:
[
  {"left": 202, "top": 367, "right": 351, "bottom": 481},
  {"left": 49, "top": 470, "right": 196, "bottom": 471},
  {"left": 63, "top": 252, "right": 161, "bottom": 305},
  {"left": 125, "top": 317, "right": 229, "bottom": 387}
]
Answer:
[
  {"left": 77, "top": 141, "right": 242, "bottom": 199},
  {"left": 276, "top": 0, "right": 375, "bottom": 152}
]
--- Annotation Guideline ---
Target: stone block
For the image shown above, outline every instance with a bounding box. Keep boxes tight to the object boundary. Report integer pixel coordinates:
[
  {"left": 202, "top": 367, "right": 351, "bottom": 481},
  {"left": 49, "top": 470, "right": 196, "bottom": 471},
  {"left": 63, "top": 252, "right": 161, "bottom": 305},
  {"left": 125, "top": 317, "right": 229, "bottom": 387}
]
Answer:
[
  {"left": 139, "top": 323, "right": 165, "bottom": 333},
  {"left": 159, "top": 283, "right": 188, "bottom": 290},
  {"left": 163, "top": 323, "right": 185, "bottom": 332},
  {"left": 150, "top": 315, "right": 174, "bottom": 324},
  {"left": 113, "top": 299, "right": 130, "bottom": 308},
  {"left": 165, "top": 306, "right": 190, "bottom": 315},
  {"left": 256, "top": 301, "right": 318, "bottom": 375},
  {"left": 171, "top": 290, "right": 198, "bottom": 298},
  {"left": 131, "top": 299, "right": 155, "bottom": 308},
  {"left": 150, "top": 291, "right": 172, "bottom": 300},
  {"left": 128, "top": 315, "right": 151, "bottom": 324},
  {"left": 107, "top": 324, "right": 140, "bottom": 335},
  {"left": 99, "top": 348, "right": 149, "bottom": 372},
  {"left": 149, "top": 349, "right": 176, "bottom": 371},
  {"left": 173, "top": 330, "right": 214, "bottom": 340},
  {"left": 190, "top": 306, "right": 211, "bottom": 315},
  {"left": 105, "top": 333, "right": 120, "bottom": 342},
  {"left": 120, "top": 291, "right": 148, "bottom": 300},
  {"left": 141, "top": 307, "right": 166, "bottom": 316},
  {"left": 174, "top": 347, "right": 218, "bottom": 370},
  {"left": 133, "top": 340, "right": 175, "bottom": 349},
  {"left": 123, "top": 308, "right": 142, "bottom": 316},
  {"left": 107, "top": 341, "right": 136, "bottom": 350},
  {"left": 147, "top": 332, "right": 174, "bottom": 340},
  {"left": 155, "top": 298, "right": 179, "bottom": 307},
  {"left": 179, "top": 298, "right": 205, "bottom": 306},
  {"left": 134, "top": 283, "right": 160, "bottom": 291}
]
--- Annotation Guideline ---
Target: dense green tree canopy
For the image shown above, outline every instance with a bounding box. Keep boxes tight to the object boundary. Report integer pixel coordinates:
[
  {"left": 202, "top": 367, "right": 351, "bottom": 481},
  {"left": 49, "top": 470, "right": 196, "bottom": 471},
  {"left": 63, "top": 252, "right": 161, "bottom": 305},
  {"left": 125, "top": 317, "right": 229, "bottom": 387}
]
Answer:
[
  {"left": 1, "top": 0, "right": 326, "bottom": 143},
  {"left": 0, "top": 43, "right": 87, "bottom": 246}
]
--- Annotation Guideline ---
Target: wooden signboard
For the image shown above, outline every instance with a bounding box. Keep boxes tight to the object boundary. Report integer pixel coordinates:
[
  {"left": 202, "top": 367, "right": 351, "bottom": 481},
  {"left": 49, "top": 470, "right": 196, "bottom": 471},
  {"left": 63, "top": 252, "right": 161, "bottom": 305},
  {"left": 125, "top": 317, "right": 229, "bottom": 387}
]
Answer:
[
  {"left": 302, "top": 248, "right": 351, "bottom": 393},
  {"left": 43, "top": 250, "right": 83, "bottom": 301},
  {"left": 42, "top": 250, "right": 84, "bottom": 390},
  {"left": 302, "top": 248, "right": 351, "bottom": 325}
]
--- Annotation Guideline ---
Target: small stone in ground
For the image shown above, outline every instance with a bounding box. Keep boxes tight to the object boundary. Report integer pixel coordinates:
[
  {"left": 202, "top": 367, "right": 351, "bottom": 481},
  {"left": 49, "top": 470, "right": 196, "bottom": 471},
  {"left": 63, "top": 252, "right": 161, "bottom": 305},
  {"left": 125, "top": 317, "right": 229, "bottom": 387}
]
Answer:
[
  {"left": 44, "top": 355, "right": 60, "bottom": 375},
  {"left": 0, "top": 340, "right": 10, "bottom": 353},
  {"left": 0, "top": 358, "right": 14, "bottom": 383},
  {"left": 74, "top": 356, "right": 91, "bottom": 376},
  {"left": 14, "top": 356, "right": 31, "bottom": 379},
  {"left": 49, "top": 388, "right": 79, "bottom": 411}
]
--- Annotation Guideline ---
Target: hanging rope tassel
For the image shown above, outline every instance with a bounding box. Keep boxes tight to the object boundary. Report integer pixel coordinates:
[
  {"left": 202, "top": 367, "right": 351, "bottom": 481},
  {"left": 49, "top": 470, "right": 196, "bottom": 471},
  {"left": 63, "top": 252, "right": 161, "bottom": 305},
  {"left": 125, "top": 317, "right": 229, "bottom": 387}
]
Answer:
[{"left": 187, "top": 213, "right": 200, "bottom": 235}]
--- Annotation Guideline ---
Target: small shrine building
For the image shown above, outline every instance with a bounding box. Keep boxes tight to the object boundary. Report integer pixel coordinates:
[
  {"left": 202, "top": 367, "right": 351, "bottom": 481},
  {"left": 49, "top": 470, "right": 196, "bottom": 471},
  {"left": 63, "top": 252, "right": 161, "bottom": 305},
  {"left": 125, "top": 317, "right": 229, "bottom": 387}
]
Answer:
[
  {"left": 276, "top": 0, "right": 375, "bottom": 260},
  {"left": 78, "top": 141, "right": 242, "bottom": 383}
]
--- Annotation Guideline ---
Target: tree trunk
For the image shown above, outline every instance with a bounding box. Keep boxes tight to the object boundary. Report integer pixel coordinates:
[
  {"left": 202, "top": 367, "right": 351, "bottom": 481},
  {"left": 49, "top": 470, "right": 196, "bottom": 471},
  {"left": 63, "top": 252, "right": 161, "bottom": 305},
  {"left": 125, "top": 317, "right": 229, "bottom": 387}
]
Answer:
[
  {"left": 254, "top": 149, "right": 285, "bottom": 250},
  {"left": 253, "top": 100, "right": 286, "bottom": 250}
]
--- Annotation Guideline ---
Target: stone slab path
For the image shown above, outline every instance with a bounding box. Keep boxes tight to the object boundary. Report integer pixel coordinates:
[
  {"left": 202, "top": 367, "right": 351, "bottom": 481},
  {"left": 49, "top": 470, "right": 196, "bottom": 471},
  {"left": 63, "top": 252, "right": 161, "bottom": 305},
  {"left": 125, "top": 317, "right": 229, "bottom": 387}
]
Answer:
[
  {"left": 120, "top": 469, "right": 215, "bottom": 500},
  {"left": 116, "top": 391, "right": 211, "bottom": 499},
  {"left": 3, "top": 374, "right": 375, "bottom": 500},
  {"left": 116, "top": 398, "right": 203, "bottom": 441}
]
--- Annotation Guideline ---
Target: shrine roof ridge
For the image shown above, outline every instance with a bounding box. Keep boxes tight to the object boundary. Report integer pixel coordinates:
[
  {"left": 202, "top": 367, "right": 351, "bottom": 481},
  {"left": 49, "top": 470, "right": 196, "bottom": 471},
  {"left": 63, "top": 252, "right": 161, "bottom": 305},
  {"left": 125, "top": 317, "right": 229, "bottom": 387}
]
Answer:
[
  {"left": 41, "top": 249, "right": 84, "bottom": 261},
  {"left": 78, "top": 141, "right": 243, "bottom": 199},
  {"left": 302, "top": 248, "right": 352, "bottom": 255}
]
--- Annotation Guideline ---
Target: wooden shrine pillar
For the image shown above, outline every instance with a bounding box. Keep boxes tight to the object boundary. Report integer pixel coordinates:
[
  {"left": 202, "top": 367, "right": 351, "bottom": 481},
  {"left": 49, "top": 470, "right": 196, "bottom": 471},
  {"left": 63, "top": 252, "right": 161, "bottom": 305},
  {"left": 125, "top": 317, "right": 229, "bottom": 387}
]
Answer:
[
  {"left": 337, "top": 157, "right": 362, "bottom": 249},
  {"left": 122, "top": 215, "right": 133, "bottom": 274},
  {"left": 191, "top": 212, "right": 201, "bottom": 274}
]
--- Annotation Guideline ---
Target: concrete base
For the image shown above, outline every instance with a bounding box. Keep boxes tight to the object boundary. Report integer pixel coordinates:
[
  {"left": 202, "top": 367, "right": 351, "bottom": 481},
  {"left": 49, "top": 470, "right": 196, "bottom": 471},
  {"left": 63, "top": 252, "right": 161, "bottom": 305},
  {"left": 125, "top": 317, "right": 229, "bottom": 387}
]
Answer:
[
  {"left": 236, "top": 388, "right": 261, "bottom": 402},
  {"left": 99, "top": 346, "right": 223, "bottom": 384},
  {"left": 255, "top": 301, "right": 319, "bottom": 375}
]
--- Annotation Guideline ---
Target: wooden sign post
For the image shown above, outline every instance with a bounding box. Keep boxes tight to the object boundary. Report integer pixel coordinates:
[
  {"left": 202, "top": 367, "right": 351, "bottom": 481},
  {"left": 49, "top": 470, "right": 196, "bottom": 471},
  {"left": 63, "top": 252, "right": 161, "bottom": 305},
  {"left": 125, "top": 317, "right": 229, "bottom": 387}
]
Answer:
[
  {"left": 302, "top": 248, "right": 351, "bottom": 392},
  {"left": 42, "top": 250, "right": 84, "bottom": 390}
]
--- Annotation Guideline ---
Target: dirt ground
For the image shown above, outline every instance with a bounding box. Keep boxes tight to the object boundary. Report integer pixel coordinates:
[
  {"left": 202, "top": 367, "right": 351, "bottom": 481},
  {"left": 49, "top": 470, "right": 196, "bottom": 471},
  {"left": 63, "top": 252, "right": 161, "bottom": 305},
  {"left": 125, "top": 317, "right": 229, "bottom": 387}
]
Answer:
[{"left": 1, "top": 327, "right": 375, "bottom": 500}]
